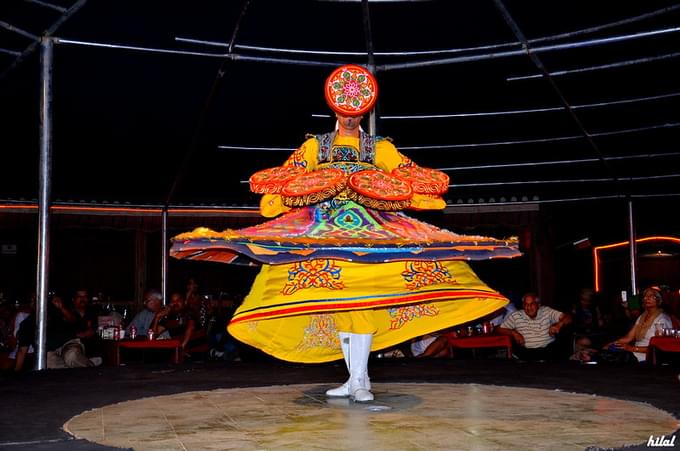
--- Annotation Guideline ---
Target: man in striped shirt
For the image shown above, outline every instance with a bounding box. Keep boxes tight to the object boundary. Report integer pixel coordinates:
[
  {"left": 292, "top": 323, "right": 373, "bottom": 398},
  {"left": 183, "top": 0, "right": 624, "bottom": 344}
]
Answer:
[{"left": 496, "top": 293, "right": 572, "bottom": 361}]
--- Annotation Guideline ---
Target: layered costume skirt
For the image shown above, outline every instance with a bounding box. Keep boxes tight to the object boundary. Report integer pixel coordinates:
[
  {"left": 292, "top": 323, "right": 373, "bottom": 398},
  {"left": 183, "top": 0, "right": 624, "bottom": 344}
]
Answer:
[{"left": 171, "top": 200, "right": 519, "bottom": 363}]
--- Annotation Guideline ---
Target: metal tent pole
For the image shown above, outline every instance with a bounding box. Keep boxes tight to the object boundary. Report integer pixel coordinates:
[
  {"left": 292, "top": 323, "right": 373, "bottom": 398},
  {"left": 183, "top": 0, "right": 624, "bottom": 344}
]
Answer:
[
  {"left": 53, "top": 37, "right": 340, "bottom": 67},
  {"left": 177, "top": 4, "right": 680, "bottom": 58},
  {"left": 627, "top": 200, "right": 638, "bottom": 295},
  {"left": 161, "top": 208, "right": 168, "bottom": 305},
  {"left": 162, "top": 0, "right": 251, "bottom": 306},
  {"left": 0, "top": 0, "right": 89, "bottom": 82},
  {"left": 35, "top": 37, "right": 54, "bottom": 370},
  {"left": 164, "top": 0, "right": 251, "bottom": 208},
  {"left": 24, "top": 0, "right": 68, "bottom": 13},
  {"left": 361, "top": 0, "right": 377, "bottom": 135},
  {"left": 508, "top": 50, "right": 680, "bottom": 81}
]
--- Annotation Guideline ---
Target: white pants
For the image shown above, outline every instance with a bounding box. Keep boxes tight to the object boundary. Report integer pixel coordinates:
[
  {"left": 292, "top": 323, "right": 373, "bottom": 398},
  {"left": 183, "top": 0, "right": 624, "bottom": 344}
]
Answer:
[{"left": 47, "top": 338, "right": 91, "bottom": 369}]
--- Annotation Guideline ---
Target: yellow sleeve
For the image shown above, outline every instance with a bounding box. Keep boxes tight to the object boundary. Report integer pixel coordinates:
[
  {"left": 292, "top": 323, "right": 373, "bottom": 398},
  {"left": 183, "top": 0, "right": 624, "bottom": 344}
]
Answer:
[
  {"left": 282, "top": 137, "right": 319, "bottom": 171},
  {"left": 409, "top": 194, "right": 446, "bottom": 210},
  {"left": 374, "top": 139, "right": 413, "bottom": 172},
  {"left": 260, "top": 194, "right": 290, "bottom": 217},
  {"left": 260, "top": 138, "right": 319, "bottom": 218},
  {"left": 374, "top": 139, "right": 446, "bottom": 211}
]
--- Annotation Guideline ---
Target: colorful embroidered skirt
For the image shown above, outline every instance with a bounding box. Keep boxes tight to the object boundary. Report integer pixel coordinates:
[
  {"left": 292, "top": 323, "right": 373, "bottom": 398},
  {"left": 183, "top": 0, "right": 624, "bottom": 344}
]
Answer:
[
  {"left": 170, "top": 201, "right": 520, "bottom": 265},
  {"left": 171, "top": 200, "right": 519, "bottom": 363},
  {"left": 227, "top": 259, "right": 508, "bottom": 363}
]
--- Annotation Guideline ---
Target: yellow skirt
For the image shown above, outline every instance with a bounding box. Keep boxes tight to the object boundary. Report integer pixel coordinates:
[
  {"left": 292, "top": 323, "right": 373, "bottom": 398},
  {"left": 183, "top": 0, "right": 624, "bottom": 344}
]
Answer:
[{"left": 227, "top": 259, "right": 508, "bottom": 363}]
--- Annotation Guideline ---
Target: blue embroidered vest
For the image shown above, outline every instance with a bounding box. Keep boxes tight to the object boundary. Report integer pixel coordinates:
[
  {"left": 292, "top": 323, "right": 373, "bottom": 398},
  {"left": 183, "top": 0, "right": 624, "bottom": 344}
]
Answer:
[{"left": 316, "top": 131, "right": 376, "bottom": 165}]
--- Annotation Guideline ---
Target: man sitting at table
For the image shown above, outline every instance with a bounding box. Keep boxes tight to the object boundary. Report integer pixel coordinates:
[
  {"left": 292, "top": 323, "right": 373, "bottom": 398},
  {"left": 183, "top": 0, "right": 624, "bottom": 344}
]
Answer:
[
  {"left": 496, "top": 292, "right": 572, "bottom": 361},
  {"left": 152, "top": 292, "right": 206, "bottom": 354},
  {"left": 46, "top": 294, "right": 100, "bottom": 368},
  {"left": 126, "top": 289, "right": 163, "bottom": 338},
  {"left": 72, "top": 289, "right": 103, "bottom": 361}
]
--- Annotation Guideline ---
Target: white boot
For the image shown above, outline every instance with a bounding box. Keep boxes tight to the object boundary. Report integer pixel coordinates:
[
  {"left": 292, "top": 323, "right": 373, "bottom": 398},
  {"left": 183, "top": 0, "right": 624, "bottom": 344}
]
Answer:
[
  {"left": 348, "top": 333, "right": 374, "bottom": 402},
  {"left": 326, "top": 332, "right": 351, "bottom": 397},
  {"left": 325, "top": 332, "right": 372, "bottom": 397}
]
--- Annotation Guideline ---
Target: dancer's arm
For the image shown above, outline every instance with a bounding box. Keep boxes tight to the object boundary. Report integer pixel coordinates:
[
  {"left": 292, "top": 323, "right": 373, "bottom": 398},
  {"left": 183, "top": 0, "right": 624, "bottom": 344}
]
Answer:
[
  {"left": 260, "top": 138, "right": 319, "bottom": 217},
  {"left": 374, "top": 139, "right": 446, "bottom": 210}
]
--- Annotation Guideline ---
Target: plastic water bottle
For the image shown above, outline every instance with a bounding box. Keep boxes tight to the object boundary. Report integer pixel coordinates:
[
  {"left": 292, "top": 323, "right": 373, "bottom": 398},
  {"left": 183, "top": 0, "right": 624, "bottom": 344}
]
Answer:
[{"left": 130, "top": 325, "right": 137, "bottom": 340}]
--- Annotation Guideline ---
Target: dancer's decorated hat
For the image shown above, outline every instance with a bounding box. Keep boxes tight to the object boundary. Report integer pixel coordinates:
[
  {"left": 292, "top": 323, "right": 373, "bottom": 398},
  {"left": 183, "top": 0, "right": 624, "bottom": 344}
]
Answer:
[{"left": 324, "top": 64, "right": 378, "bottom": 117}]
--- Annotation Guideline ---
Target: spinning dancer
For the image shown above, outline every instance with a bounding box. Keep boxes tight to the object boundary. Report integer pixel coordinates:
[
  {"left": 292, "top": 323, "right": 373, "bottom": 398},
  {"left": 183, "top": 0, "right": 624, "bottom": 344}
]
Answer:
[{"left": 171, "top": 64, "right": 520, "bottom": 401}]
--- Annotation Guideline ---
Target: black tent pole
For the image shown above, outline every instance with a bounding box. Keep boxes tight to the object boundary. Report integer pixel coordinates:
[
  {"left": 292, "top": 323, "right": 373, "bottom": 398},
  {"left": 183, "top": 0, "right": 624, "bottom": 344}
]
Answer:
[
  {"left": 164, "top": 0, "right": 251, "bottom": 208},
  {"left": 161, "top": 0, "right": 251, "bottom": 303}
]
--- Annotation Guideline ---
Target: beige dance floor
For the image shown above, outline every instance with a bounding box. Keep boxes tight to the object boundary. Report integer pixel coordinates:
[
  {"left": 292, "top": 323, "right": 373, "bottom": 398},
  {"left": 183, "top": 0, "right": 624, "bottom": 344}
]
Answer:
[{"left": 64, "top": 383, "right": 678, "bottom": 450}]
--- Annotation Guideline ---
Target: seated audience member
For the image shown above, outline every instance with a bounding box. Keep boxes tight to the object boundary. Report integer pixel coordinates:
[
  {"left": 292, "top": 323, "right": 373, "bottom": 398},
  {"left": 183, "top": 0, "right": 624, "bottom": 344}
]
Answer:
[
  {"left": 185, "top": 278, "right": 201, "bottom": 309},
  {"left": 0, "top": 298, "right": 32, "bottom": 371},
  {"left": 375, "top": 344, "right": 409, "bottom": 358},
  {"left": 418, "top": 305, "right": 516, "bottom": 359},
  {"left": 72, "top": 289, "right": 100, "bottom": 357},
  {"left": 46, "top": 294, "right": 97, "bottom": 368},
  {"left": 185, "top": 277, "right": 208, "bottom": 328},
  {"left": 409, "top": 304, "right": 516, "bottom": 360},
  {"left": 571, "top": 288, "right": 607, "bottom": 352},
  {"left": 207, "top": 294, "right": 240, "bottom": 361},
  {"left": 0, "top": 300, "right": 15, "bottom": 352},
  {"left": 599, "top": 292, "right": 633, "bottom": 342},
  {"left": 126, "top": 289, "right": 163, "bottom": 337},
  {"left": 14, "top": 307, "right": 36, "bottom": 372},
  {"left": 382, "top": 328, "right": 461, "bottom": 359},
  {"left": 601, "top": 286, "right": 672, "bottom": 363},
  {"left": 496, "top": 292, "right": 572, "bottom": 361},
  {"left": 658, "top": 285, "right": 680, "bottom": 328},
  {"left": 414, "top": 332, "right": 451, "bottom": 358},
  {"left": 572, "top": 288, "right": 604, "bottom": 335},
  {"left": 8, "top": 298, "right": 35, "bottom": 371},
  {"left": 153, "top": 292, "right": 206, "bottom": 353}
]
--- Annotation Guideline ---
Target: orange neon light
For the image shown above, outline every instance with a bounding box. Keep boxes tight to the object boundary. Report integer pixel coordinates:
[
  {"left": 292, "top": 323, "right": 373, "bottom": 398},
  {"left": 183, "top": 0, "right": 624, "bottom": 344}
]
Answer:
[
  {"left": 593, "top": 236, "right": 680, "bottom": 292},
  {"left": 169, "top": 208, "right": 258, "bottom": 215},
  {"left": 54, "top": 205, "right": 161, "bottom": 213}
]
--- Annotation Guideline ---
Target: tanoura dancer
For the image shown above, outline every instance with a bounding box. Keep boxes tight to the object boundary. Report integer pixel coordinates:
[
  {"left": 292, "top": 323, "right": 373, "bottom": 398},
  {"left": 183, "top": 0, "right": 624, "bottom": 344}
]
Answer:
[{"left": 171, "top": 64, "right": 520, "bottom": 401}]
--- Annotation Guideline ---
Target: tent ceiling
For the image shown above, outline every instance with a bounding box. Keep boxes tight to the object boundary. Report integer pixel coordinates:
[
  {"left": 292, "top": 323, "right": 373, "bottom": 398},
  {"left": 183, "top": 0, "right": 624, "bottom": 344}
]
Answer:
[{"left": 1, "top": 0, "right": 679, "bottom": 213}]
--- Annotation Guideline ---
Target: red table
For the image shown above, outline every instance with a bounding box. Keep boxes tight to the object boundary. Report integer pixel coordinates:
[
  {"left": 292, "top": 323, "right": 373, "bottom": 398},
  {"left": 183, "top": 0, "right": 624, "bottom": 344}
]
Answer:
[
  {"left": 111, "top": 338, "right": 183, "bottom": 366},
  {"left": 446, "top": 334, "right": 513, "bottom": 359},
  {"left": 648, "top": 336, "right": 680, "bottom": 365}
]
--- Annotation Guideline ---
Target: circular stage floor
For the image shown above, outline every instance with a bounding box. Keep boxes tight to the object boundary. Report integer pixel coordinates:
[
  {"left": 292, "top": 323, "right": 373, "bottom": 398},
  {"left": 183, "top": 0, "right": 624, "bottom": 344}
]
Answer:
[{"left": 64, "top": 383, "right": 678, "bottom": 450}]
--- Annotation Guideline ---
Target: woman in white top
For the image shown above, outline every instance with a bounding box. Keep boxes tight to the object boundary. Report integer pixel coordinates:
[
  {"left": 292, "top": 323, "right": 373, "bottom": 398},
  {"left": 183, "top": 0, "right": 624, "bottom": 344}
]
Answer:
[{"left": 604, "top": 287, "right": 672, "bottom": 362}]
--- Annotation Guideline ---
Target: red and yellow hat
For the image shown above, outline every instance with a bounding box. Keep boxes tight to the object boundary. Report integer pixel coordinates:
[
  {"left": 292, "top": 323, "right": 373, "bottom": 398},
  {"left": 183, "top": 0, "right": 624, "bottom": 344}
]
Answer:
[{"left": 324, "top": 64, "right": 378, "bottom": 117}]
